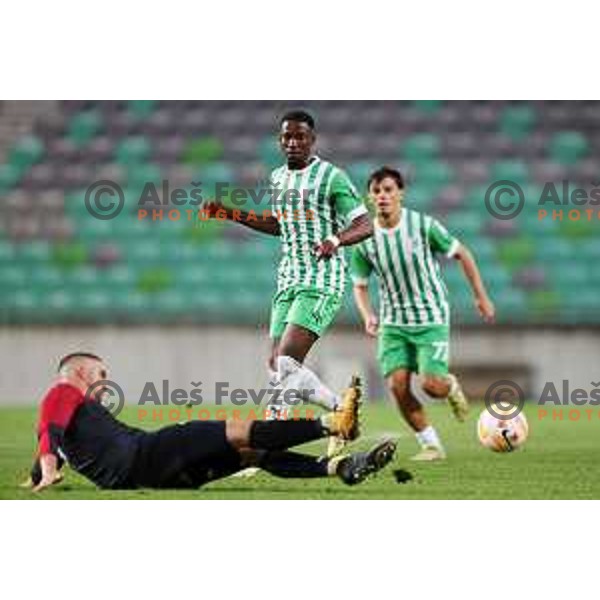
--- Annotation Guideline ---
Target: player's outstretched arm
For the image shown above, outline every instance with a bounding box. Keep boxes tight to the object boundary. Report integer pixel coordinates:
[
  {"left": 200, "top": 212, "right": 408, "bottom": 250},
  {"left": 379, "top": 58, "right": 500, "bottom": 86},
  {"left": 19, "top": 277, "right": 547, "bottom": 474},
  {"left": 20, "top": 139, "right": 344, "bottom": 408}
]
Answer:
[
  {"left": 202, "top": 200, "right": 280, "bottom": 236},
  {"left": 453, "top": 243, "right": 495, "bottom": 323},
  {"left": 353, "top": 283, "right": 379, "bottom": 337},
  {"left": 314, "top": 214, "right": 373, "bottom": 260},
  {"left": 32, "top": 454, "right": 63, "bottom": 492}
]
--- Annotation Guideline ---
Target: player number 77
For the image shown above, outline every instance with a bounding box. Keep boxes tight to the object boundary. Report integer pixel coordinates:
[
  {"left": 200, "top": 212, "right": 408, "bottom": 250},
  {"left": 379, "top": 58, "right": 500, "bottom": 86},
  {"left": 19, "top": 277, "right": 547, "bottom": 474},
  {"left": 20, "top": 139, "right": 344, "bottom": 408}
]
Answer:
[{"left": 431, "top": 341, "right": 449, "bottom": 363}]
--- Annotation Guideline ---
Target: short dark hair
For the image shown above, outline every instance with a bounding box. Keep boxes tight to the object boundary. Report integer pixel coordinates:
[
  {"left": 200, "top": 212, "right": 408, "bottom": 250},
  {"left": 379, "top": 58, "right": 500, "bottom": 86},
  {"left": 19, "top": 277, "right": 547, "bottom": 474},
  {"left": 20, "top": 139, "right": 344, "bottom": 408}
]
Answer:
[
  {"left": 58, "top": 352, "right": 103, "bottom": 372},
  {"left": 367, "top": 166, "right": 405, "bottom": 190},
  {"left": 280, "top": 109, "right": 316, "bottom": 130}
]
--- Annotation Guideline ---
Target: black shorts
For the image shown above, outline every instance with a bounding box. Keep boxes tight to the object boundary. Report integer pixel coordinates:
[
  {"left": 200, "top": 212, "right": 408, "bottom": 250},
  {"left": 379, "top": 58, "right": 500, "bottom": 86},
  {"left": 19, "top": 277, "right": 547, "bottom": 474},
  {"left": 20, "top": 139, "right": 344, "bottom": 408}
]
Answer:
[{"left": 132, "top": 421, "right": 242, "bottom": 489}]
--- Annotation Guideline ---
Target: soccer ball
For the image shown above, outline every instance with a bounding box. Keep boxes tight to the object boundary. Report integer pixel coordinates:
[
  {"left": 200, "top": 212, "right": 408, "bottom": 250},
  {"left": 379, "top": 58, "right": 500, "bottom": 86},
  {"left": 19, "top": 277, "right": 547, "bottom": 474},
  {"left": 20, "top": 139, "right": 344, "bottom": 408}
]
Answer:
[{"left": 477, "top": 405, "right": 529, "bottom": 452}]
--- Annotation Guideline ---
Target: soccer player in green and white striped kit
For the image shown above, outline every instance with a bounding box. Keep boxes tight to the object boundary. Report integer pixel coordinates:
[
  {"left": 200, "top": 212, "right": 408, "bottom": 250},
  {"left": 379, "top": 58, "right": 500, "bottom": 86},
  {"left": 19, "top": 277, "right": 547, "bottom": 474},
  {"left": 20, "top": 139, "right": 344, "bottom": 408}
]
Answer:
[
  {"left": 351, "top": 167, "right": 495, "bottom": 461},
  {"left": 204, "top": 110, "right": 372, "bottom": 457}
]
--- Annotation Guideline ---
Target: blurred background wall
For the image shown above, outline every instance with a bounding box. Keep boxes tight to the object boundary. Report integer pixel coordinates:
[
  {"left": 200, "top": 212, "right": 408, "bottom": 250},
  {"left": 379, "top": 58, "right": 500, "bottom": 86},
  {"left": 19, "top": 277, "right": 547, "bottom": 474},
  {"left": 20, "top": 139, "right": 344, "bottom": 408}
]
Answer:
[{"left": 0, "top": 100, "right": 598, "bottom": 403}]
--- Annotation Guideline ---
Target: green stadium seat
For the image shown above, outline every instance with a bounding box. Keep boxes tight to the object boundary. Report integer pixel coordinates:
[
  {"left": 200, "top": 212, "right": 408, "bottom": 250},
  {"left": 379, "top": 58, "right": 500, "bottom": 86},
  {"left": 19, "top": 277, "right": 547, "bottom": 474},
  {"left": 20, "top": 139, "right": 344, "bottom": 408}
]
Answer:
[
  {"left": 548, "top": 262, "right": 589, "bottom": 288},
  {"left": 491, "top": 160, "right": 529, "bottom": 183},
  {"left": 29, "top": 266, "right": 64, "bottom": 290},
  {"left": 560, "top": 288, "right": 598, "bottom": 314},
  {"left": 534, "top": 237, "right": 572, "bottom": 261},
  {"left": 112, "top": 289, "right": 151, "bottom": 313},
  {"left": 67, "top": 110, "right": 102, "bottom": 147},
  {"left": 497, "top": 237, "right": 535, "bottom": 269},
  {"left": 126, "top": 163, "right": 162, "bottom": 191},
  {"left": 559, "top": 216, "right": 596, "bottom": 240},
  {"left": 0, "top": 265, "right": 27, "bottom": 287},
  {"left": 128, "top": 100, "right": 158, "bottom": 118},
  {"left": 258, "top": 138, "right": 282, "bottom": 170},
  {"left": 414, "top": 162, "right": 454, "bottom": 188},
  {"left": 115, "top": 136, "right": 152, "bottom": 165},
  {"left": 402, "top": 133, "right": 441, "bottom": 162},
  {"left": 577, "top": 239, "right": 600, "bottom": 261},
  {"left": 104, "top": 265, "right": 136, "bottom": 287},
  {"left": 499, "top": 104, "right": 536, "bottom": 140},
  {"left": 178, "top": 266, "right": 212, "bottom": 286},
  {"left": 16, "top": 240, "right": 51, "bottom": 262},
  {"left": 153, "top": 290, "right": 187, "bottom": 315},
  {"left": 445, "top": 211, "right": 482, "bottom": 237},
  {"left": 482, "top": 265, "right": 511, "bottom": 289},
  {"left": 412, "top": 100, "right": 443, "bottom": 114},
  {"left": 78, "top": 291, "right": 113, "bottom": 312},
  {"left": 46, "top": 290, "right": 78, "bottom": 312},
  {"left": 195, "top": 162, "right": 234, "bottom": 185},
  {"left": 0, "top": 239, "right": 16, "bottom": 262},
  {"left": 404, "top": 184, "right": 439, "bottom": 211},
  {"left": 137, "top": 267, "right": 173, "bottom": 293},
  {"left": 183, "top": 138, "right": 224, "bottom": 165},
  {"left": 466, "top": 236, "right": 495, "bottom": 261},
  {"left": 0, "top": 164, "right": 21, "bottom": 192},
  {"left": 496, "top": 288, "right": 528, "bottom": 317},
  {"left": 52, "top": 242, "right": 88, "bottom": 268},
  {"left": 12, "top": 290, "right": 44, "bottom": 311},
  {"left": 549, "top": 131, "right": 589, "bottom": 165},
  {"left": 8, "top": 135, "right": 44, "bottom": 170},
  {"left": 64, "top": 266, "right": 100, "bottom": 288},
  {"left": 529, "top": 290, "right": 561, "bottom": 319}
]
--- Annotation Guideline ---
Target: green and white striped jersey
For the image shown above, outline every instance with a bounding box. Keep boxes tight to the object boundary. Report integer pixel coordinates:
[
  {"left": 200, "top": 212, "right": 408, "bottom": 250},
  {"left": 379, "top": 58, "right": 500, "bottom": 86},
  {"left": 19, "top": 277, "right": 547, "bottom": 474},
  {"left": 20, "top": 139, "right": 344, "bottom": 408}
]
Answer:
[
  {"left": 351, "top": 208, "right": 460, "bottom": 326},
  {"left": 270, "top": 156, "right": 367, "bottom": 297}
]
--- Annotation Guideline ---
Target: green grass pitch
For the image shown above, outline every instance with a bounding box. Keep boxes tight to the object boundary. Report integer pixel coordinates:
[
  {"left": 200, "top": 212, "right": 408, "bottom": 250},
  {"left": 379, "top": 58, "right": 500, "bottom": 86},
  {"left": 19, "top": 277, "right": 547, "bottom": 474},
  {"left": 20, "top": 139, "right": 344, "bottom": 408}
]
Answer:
[{"left": 1, "top": 402, "right": 598, "bottom": 499}]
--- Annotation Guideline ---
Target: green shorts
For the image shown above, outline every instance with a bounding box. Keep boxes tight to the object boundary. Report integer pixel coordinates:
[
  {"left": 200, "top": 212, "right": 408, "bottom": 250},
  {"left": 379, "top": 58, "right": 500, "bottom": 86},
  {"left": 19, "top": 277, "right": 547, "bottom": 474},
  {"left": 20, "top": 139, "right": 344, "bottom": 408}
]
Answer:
[
  {"left": 269, "top": 286, "right": 342, "bottom": 339},
  {"left": 377, "top": 324, "right": 450, "bottom": 378}
]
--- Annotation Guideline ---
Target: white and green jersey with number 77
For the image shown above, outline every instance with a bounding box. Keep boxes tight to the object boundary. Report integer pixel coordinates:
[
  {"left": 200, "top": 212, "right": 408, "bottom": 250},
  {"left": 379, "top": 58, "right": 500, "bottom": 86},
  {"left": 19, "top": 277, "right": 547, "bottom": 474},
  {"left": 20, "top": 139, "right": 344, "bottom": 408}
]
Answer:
[{"left": 351, "top": 208, "right": 460, "bottom": 326}]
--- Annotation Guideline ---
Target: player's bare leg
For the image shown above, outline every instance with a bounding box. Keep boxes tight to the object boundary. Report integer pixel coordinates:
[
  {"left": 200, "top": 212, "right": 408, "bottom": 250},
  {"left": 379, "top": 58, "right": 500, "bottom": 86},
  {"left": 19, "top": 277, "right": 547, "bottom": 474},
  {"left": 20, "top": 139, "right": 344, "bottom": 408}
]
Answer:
[
  {"left": 387, "top": 369, "right": 446, "bottom": 461},
  {"left": 418, "top": 373, "right": 469, "bottom": 422}
]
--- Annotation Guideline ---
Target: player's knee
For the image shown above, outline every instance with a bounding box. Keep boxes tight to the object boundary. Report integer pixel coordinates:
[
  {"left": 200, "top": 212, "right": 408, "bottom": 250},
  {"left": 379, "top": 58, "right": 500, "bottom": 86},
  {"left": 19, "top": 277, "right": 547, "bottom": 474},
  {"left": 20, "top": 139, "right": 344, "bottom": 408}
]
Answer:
[
  {"left": 225, "top": 420, "right": 251, "bottom": 449},
  {"left": 387, "top": 372, "right": 411, "bottom": 402},
  {"left": 421, "top": 375, "right": 450, "bottom": 398}
]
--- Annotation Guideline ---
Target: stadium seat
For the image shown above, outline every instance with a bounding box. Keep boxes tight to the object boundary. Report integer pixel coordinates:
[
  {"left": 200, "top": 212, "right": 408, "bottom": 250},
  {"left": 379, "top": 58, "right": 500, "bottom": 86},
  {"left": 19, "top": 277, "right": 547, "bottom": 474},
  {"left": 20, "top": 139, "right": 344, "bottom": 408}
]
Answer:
[
  {"left": 115, "top": 136, "right": 152, "bottom": 165},
  {"left": 183, "top": 137, "right": 224, "bottom": 165},
  {"left": 491, "top": 160, "right": 529, "bottom": 183},
  {"left": 128, "top": 100, "right": 159, "bottom": 119},
  {"left": 414, "top": 161, "right": 454, "bottom": 188},
  {"left": 67, "top": 110, "right": 102, "bottom": 147},
  {"left": 497, "top": 237, "right": 535, "bottom": 270},
  {"left": 499, "top": 104, "right": 536, "bottom": 140},
  {"left": 0, "top": 164, "right": 20, "bottom": 192},
  {"left": 8, "top": 135, "right": 44, "bottom": 171},
  {"left": 402, "top": 133, "right": 441, "bottom": 162},
  {"left": 412, "top": 100, "right": 444, "bottom": 114},
  {"left": 549, "top": 131, "right": 589, "bottom": 165}
]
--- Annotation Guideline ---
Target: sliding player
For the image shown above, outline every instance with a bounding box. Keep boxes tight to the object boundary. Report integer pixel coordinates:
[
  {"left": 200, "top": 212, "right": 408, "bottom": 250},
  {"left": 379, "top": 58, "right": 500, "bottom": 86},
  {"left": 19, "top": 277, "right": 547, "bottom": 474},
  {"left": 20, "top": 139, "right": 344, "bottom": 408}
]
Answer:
[
  {"left": 351, "top": 167, "right": 495, "bottom": 461},
  {"left": 24, "top": 353, "right": 396, "bottom": 492},
  {"left": 203, "top": 110, "right": 372, "bottom": 455}
]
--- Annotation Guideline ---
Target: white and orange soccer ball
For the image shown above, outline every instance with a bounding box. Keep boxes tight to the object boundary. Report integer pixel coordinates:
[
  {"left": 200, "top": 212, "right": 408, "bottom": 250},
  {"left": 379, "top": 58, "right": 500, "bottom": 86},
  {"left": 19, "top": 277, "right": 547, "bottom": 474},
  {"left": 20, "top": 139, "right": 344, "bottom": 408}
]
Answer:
[{"left": 477, "top": 405, "right": 529, "bottom": 452}]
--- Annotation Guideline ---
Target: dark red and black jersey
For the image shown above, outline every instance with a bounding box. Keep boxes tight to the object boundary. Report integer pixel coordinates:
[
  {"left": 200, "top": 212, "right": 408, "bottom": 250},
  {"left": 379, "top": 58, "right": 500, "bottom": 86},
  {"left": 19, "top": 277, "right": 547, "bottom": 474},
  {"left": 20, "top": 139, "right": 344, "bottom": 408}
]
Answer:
[
  {"left": 35, "top": 382, "right": 145, "bottom": 489},
  {"left": 37, "top": 383, "right": 86, "bottom": 457}
]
